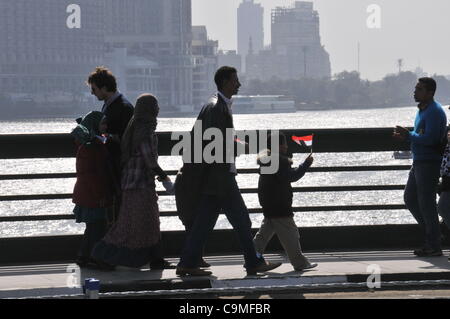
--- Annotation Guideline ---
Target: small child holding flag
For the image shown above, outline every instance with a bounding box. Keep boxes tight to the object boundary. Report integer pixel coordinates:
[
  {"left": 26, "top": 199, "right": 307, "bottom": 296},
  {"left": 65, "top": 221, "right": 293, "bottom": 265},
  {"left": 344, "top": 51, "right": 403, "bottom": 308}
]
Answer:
[{"left": 253, "top": 132, "right": 317, "bottom": 271}]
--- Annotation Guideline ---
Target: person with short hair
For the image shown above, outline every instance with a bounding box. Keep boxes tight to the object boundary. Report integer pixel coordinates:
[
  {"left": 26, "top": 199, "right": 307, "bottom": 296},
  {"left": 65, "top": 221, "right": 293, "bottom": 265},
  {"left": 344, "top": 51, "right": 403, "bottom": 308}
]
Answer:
[
  {"left": 87, "top": 66, "right": 134, "bottom": 222},
  {"left": 253, "top": 132, "right": 317, "bottom": 271},
  {"left": 175, "top": 66, "right": 281, "bottom": 276},
  {"left": 87, "top": 66, "right": 134, "bottom": 139},
  {"left": 394, "top": 77, "right": 447, "bottom": 257}
]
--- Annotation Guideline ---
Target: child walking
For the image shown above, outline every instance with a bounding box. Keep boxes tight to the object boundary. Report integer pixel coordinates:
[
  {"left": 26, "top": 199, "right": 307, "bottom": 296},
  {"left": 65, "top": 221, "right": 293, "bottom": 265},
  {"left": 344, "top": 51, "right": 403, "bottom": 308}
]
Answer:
[
  {"left": 71, "top": 111, "right": 114, "bottom": 267},
  {"left": 253, "top": 132, "right": 317, "bottom": 271}
]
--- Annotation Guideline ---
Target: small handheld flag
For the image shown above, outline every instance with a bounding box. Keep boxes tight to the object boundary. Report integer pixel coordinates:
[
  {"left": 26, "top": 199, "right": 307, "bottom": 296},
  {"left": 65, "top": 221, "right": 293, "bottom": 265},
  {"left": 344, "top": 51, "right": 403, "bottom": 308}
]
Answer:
[{"left": 292, "top": 134, "right": 314, "bottom": 153}]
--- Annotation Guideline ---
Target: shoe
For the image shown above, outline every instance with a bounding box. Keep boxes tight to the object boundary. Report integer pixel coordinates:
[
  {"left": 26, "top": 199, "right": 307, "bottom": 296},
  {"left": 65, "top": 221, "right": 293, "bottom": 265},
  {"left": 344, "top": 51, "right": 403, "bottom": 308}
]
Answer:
[
  {"left": 150, "top": 259, "right": 177, "bottom": 270},
  {"left": 176, "top": 266, "right": 212, "bottom": 276},
  {"left": 246, "top": 261, "right": 282, "bottom": 276},
  {"left": 294, "top": 262, "right": 318, "bottom": 271},
  {"left": 413, "top": 248, "right": 443, "bottom": 257},
  {"left": 198, "top": 259, "right": 211, "bottom": 268}
]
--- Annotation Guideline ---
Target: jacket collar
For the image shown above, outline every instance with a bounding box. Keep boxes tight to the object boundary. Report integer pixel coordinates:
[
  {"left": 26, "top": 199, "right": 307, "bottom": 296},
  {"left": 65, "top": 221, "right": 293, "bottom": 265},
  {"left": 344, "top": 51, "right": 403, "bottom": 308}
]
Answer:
[
  {"left": 217, "top": 91, "right": 232, "bottom": 107},
  {"left": 102, "top": 92, "right": 121, "bottom": 113}
]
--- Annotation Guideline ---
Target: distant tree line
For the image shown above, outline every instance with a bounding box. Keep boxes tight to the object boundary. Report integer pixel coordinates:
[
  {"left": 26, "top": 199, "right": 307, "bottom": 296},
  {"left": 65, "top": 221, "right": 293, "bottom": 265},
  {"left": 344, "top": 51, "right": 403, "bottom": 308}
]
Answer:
[{"left": 242, "top": 71, "right": 450, "bottom": 109}]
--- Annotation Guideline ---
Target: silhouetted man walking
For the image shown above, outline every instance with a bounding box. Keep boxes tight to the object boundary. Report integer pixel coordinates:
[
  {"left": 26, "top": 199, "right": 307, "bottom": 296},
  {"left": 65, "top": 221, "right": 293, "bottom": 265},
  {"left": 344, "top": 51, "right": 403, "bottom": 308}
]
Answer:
[{"left": 176, "top": 66, "right": 281, "bottom": 276}]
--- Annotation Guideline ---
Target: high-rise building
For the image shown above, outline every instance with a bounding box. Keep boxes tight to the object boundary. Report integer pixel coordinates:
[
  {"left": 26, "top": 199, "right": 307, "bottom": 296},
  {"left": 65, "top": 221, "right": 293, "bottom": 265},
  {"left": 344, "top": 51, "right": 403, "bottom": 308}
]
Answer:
[
  {"left": 192, "top": 26, "right": 218, "bottom": 109},
  {"left": 247, "top": 1, "right": 331, "bottom": 81},
  {"left": 218, "top": 51, "right": 242, "bottom": 75},
  {"left": 271, "top": 1, "right": 330, "bottom": 79},
  {"left": 0, "top": 0, "right": 104, "bottom": 102},
  {"left": 237, "top": 0, "right": 264, "bottom": 73},
  {"left": 104, "top": 48, "right": 160, "bottom": 104},
  {"left": 104, "top": 0, "right": 193, "bottom": 111}
]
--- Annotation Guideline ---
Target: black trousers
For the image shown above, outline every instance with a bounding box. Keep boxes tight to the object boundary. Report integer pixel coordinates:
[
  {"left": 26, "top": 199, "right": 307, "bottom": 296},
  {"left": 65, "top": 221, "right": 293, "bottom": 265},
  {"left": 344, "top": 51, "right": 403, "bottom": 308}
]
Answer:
[{"left": 79, "top": 220, "right": 107, "bottom": 259}]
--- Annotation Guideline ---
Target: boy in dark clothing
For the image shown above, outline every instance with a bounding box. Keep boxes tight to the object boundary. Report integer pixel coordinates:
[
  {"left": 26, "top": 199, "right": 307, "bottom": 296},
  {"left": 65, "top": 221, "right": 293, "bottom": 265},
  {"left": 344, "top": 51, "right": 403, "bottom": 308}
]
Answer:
[{"left": 253, "top": 132, "right": 317, "bottom": 271}]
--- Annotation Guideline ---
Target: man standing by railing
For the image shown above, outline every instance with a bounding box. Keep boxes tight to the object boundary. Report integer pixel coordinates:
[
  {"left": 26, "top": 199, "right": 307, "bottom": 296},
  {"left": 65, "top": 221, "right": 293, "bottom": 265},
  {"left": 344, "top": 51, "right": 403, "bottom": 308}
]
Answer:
[{"left": 394, "top": 77, "right": 447, "bottom": 257}]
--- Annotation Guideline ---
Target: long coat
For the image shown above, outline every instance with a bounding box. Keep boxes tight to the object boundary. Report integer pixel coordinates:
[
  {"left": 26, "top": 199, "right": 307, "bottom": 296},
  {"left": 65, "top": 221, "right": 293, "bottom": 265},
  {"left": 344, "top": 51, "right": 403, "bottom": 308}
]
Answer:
[{"left": 72, "top": 141, "right": 114, "bottom": 208}]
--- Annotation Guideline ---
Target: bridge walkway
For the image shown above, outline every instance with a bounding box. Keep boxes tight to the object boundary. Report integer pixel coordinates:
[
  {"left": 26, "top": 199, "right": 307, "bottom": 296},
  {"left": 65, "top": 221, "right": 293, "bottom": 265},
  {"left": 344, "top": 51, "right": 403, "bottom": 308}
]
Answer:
[{"left": 2, "top": 249, "right": 450, "bottom": 298}]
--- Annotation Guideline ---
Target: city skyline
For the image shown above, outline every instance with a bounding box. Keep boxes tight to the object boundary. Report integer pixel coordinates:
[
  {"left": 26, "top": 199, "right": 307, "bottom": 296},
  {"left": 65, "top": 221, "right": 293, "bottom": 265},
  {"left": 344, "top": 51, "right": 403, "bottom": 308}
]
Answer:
[
  {"left": 237, "top": 0, "right": 264, "bottom": 72},
  {"left": 193, "top": 0, "right": 450, "bottom": 81},
  {"left": 245, "top": 2, "right": 331, "bottom": 81}
]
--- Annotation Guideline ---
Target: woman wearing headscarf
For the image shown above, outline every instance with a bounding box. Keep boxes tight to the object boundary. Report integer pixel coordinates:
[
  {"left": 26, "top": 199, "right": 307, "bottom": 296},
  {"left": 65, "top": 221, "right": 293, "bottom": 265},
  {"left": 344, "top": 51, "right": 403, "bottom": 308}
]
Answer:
[
  {"left": 71, "top": 111, "right": 114, "bottom": 267},
  {"left": 91, "top": 94, "right": 174, "bottom": 269}
]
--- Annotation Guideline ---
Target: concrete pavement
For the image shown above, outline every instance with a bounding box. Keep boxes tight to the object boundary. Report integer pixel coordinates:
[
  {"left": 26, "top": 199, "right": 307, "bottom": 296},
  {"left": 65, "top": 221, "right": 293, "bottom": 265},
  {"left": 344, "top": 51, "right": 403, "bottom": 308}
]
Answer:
[{"left": 2, "top": 249, "right": 450, "bottom": 298}]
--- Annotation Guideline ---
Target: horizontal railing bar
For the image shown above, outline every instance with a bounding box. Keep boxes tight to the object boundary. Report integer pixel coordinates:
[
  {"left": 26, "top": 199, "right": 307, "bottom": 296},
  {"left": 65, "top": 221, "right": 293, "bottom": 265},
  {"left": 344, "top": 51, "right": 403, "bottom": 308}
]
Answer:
[
  {"left": 0, "top": 128, "right": 412, "bottom": 159},
  {"left": 239, "top": 165, "right": 412, "bottom": 174},
  {"left": 0, "top": 215, "right": 76, "bottom": 222},
  {"left": 0, "top": 194, "right": 73, "bottom": 201},
  {"left": 242, "top": 185, "right": 406, "bottom": 193},
  {"left": 0, "top": 204, "right": 408, "bottom": 222},
  {"left": 0, "top": 173, "right": 76, "bottom": 180},
  {"left": 0, "top": 166, "right": 412, "bottom": 180},
  {"left": 0, "top": 185, "right": 407, "bottom": 201},
  {"left": 289, "top": 204, "right": 407, "bottom": 212}
]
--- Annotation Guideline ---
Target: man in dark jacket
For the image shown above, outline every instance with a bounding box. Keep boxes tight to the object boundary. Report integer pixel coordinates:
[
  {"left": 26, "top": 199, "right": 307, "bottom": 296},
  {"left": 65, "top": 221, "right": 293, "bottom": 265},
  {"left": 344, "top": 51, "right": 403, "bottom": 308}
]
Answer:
[
  {"left": 87, "top": 67, "right": 133, "bottom": 225},
  {"left": 254, "top": 132, "right": 317, "bottom": 271},
  {"left": 175, "top": 66, "right": 281, "bottom": 276},
  {"left": 87, "top": 67, "right": 134, "bottom": 170}
]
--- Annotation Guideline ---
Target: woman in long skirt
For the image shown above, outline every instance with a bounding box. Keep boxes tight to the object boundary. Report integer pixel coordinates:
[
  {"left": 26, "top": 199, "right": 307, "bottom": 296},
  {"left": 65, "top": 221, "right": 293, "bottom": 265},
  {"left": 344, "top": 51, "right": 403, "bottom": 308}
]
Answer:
[{"left": 92, "top": 94, "right": 174, "bottom": 269}]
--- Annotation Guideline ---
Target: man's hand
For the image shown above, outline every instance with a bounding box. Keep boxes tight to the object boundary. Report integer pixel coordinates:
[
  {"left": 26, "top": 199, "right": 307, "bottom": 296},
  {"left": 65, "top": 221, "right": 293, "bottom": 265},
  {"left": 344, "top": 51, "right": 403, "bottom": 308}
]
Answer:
[{"left": 393, "top": 126, "right": 409, "bottom": 141}]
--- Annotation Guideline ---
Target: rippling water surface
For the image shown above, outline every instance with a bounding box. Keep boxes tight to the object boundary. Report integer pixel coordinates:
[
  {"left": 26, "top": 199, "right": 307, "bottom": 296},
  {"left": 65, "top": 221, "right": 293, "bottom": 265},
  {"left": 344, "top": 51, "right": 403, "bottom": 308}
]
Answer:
[{"left": 0, "top": 106, "right": 431, "bottom": 237}]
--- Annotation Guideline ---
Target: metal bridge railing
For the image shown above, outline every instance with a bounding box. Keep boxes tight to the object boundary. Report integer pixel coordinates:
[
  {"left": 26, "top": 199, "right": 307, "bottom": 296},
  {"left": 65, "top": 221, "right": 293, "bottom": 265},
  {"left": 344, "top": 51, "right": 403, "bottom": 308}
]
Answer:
[{"left": 0, "top": 128, "right": 411, "bottom": 226}]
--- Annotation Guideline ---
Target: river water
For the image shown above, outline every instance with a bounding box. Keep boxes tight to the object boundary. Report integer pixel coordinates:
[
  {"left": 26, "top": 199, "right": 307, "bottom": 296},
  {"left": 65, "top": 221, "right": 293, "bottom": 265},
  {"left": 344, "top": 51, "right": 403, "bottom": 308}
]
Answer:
[{"left": 1, "top": 106, "right": 443, "bottom": 238}]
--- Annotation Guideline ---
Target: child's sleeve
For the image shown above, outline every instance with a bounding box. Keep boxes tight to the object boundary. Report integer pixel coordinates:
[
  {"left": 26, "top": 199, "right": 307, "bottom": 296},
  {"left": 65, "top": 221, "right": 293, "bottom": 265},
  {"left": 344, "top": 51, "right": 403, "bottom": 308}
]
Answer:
[{"left": 278, "top": 159, "right": 311, "bottom": 183}]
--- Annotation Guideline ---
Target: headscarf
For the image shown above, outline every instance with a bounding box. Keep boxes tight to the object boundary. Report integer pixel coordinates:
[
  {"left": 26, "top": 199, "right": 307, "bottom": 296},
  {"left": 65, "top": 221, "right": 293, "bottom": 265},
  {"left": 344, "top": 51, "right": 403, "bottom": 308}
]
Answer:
[
  {"left": 70, "top": 111, "right": 105, "bottom": 145},
  {"left": 121, "top": 93, "right": 159, "bottom": 166}
]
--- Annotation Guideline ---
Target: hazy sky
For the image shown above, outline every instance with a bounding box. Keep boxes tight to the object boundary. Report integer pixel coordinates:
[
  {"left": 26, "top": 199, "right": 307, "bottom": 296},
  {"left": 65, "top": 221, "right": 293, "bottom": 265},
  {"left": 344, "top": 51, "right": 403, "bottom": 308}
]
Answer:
[{"left": 192, "top": 0, "right": 450, "bottom": 80}]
